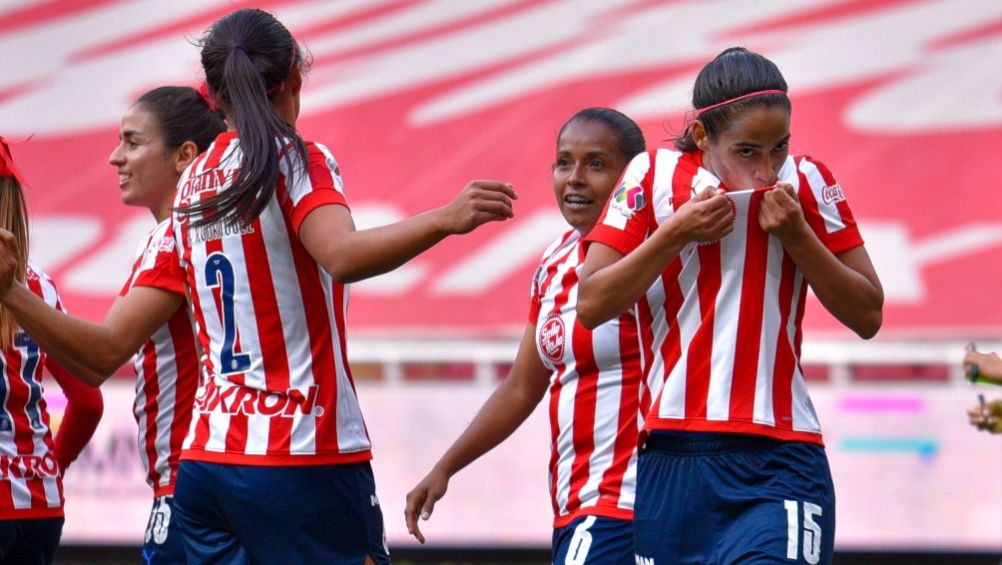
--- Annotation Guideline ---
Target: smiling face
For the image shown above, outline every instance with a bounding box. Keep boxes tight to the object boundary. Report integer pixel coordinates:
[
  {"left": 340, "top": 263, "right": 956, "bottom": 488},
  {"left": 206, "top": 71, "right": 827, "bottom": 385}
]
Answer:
[
  {"left": 552, "top": 119, "right": 631, "bottom": 233},
  {"left": 697, "top": 104, "right": 791, "bottom": 190},
  {"left": 108, "top": 104, "right": 181, "bottom": 219}
]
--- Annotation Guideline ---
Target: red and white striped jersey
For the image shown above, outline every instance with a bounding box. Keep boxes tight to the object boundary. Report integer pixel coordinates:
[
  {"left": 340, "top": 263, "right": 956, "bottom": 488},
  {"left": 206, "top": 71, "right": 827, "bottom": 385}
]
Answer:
[
  {"left": 0, "top": 263, "right": 67, "bottom": 519},
  {"left": 587, "top": 150, "right": 863, "bottom": 445},
  {"left": 121, "top": 219, "right": 198, "bottom": 496},
  {"left": 530, "top": 229, "right": 643, "bottom": 529},
  {"left": 172, "top": 132, "right": 371, "bottom": 466}
]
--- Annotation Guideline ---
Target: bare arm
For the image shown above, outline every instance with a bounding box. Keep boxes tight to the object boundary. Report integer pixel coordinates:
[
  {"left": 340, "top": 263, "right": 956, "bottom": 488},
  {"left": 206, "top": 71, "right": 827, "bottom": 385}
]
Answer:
[
  {"left": 577, "top": 188, "right": 735, "bottom": 328},
  {"left": 299, "top": 180, "right": 516, "bottom": 283},
  {"left": 0, "top": 283, "right": 183, "bottom": 383},
  {"left": 404, "top": 323, "right": 550, "bottom": 543},
  {"left": 759, "top": 184, "right": 883, "bottom": 338}
]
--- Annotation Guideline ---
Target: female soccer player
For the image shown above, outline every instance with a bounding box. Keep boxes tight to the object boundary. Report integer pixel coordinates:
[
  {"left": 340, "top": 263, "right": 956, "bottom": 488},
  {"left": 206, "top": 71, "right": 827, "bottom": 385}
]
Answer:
[
  {"left": 0, "top": 138, "right": 103, "bottom": 564},
  {"left": 405, "top": 108, "right": 644, "bottom": 564},
  {"left": 0, "top": 87, "right": 224, "bottom": 564},
  {"left": 159, "top": 8, "right": 514, "bottom": 564},
  {"left": 577, "top": 47, "right": 883, "bottom": 564}
]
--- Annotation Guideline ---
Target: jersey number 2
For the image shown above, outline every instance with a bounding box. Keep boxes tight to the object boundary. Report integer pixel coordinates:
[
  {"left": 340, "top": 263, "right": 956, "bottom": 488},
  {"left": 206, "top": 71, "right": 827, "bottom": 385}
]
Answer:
[
  {"left": 205, "top": 252, "right": 252, "bottom": 374},
  {"left": 784, "top": 499, "right": 822, "bottom": 564}
]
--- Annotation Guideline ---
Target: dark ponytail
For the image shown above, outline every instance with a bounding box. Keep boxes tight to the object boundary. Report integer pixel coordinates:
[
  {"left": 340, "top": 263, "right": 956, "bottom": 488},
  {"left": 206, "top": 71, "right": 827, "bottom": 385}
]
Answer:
[
  {"left": 559, "top": 107, "right": 646, "bottom": 160},
  {"left": 674, "top": 47, "right": 789, "bottom": 152},
  {"left": 181, "top": 8, "right": 307, "bottom": 227},
  {"left": 135, "top": 86, "right": 225, "bottom": 154}
]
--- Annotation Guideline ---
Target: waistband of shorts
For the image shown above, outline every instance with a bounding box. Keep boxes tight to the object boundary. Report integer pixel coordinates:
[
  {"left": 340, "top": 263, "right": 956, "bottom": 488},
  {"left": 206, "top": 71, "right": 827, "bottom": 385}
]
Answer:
[{"left": 643, "top": 430, "right": 782, "bottom": 455}]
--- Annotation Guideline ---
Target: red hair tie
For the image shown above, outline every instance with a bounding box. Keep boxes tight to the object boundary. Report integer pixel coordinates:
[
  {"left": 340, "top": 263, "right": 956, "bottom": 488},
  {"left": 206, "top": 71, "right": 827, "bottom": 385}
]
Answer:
[
  {"left": 198, "top": 81, "right": 219, "bottom": 111},
  {"left": 695, "top": 89, "right": 787, "bottom": 116},
  {"left": 0, "top": 137, "right": 26, "bottom": 184}
]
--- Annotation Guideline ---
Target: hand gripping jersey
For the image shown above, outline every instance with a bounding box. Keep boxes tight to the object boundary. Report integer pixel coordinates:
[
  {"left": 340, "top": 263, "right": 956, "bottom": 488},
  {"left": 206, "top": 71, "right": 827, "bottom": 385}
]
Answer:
[
  {"left": 0, "top": 264, "right": 69, "bottom": 518},
  {"left": 530, "top": 229, "right": 643, "bottom": 529},
  {"left": 587, "top": 150, "right": 863, "bottom": 445},
  {"left": 121, "top": 220, "right": 199, "bottom": 496},
  {"left": 172, "top": 132, "right": 370, "bottom": 465}
]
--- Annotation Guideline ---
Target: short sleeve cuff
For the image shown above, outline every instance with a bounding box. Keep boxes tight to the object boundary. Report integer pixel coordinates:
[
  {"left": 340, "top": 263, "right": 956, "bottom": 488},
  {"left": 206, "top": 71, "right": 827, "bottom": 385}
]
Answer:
[{"left": 292, "top": 191, "right": 350, "bottom": 235}]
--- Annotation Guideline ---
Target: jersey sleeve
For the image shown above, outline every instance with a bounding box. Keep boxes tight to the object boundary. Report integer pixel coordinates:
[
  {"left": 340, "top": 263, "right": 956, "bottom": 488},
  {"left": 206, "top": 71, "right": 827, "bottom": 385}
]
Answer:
[
  {"left": 289, "top": 142, "right": 350, "bottom": 235},
  {"left": 46, "top": 357, "right": 103, "bottom": 472},
  {"left": 796, "top": 156, "right": 864, "bottom": 254},
  {"left": 585, "top": 151, "right": 655, "bottom": 256},
  {"left": 127, "top": 223, "right": 186, "bottom": 296}
]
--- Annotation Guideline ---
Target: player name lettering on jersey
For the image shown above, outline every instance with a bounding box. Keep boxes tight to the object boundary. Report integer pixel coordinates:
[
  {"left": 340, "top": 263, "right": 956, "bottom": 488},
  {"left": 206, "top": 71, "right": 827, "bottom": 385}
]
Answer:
[
  {"left": 0, "top": 453, "right": 60, "bottom": 480},
  {"left": 192, "top": 378, "right": 323, "bottom": 418},
  {"left": 187, "top": 219, "right": 256, "bottom": 244}
]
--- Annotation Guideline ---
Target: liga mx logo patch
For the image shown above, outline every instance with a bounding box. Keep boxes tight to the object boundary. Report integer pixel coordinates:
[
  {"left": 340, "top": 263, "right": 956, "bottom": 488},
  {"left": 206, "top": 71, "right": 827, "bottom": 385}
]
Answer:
[
  {"left": 539, "top": 314, "right": 566, "bottom": 363},
  {"left": 612, "top": 181, "right": 645, "bottom": 217}
]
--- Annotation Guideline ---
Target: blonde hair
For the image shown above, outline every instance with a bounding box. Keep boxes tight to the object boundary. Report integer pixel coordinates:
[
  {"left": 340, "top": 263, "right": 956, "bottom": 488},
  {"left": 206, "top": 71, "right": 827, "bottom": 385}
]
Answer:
[{"left": 0, "top": 175, "right": 28, "bottom": 347}]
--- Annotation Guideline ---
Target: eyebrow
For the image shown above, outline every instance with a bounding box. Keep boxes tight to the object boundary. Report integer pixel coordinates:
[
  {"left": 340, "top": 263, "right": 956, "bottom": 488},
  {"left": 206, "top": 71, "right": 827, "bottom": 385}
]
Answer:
[
  {"left": 556, "top": 150, "right": 612, "bottom": 158},
  {"left": 120, "top": 129, "right": 146, "bottom": 140},
  {"left": 734, "top": 134, "right": 790, "bottom": 149}
]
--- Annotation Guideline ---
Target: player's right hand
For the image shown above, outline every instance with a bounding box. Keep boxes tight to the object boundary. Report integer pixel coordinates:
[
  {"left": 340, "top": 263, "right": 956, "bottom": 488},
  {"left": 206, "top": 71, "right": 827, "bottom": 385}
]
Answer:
[
  {"left": 436, "top": 180, "right": 518, "bottom": 235},
  {"left": 968, "top": 398, "right": 1002, "bottom": 433},
  {"left": 964, "top": 351, "right": 1002, "bottom": 384},
  {"left": 0, "top": 228, "right": 19, "bottom": 298},
  {"left": 404, "top": 469, "right": 450, "bottom": 544},
  {"left": 666, "top": 187, "right": 734, "bottom": 243}
]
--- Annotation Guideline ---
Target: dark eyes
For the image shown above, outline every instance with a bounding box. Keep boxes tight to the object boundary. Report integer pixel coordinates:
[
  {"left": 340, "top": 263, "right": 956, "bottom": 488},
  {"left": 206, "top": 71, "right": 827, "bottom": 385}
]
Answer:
[
  {"left": 554, "top": 158, "right": 607, "bottom": 169},
  {"left": 738, "top": 143, "right": 788, "bottom": 157}
]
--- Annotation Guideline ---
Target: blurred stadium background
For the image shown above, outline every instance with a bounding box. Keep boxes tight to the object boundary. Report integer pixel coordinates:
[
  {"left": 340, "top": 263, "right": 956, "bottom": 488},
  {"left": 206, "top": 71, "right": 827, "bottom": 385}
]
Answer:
[{"left": 3, "top": 0, "right": 1002, "bottom": 563}]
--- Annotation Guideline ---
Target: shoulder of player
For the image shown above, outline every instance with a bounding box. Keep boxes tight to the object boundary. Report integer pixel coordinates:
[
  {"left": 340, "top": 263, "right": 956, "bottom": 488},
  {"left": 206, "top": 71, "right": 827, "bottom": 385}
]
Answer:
[
  {"left": 25, "top": 260, "right": 59, "bottom": 301},
  {"left": 539, "top": 227, "right": 580, "bottom": 263}
]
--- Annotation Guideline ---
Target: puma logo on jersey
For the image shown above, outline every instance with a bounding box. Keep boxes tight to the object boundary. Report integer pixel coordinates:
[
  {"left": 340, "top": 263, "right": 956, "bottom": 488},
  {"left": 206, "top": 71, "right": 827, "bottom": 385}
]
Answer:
[{"left": 821, "top": 183, "right": 845, "bottom": 205}]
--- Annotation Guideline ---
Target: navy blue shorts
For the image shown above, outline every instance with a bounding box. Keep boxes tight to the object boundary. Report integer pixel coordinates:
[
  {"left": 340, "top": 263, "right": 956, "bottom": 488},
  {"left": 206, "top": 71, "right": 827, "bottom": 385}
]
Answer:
[
  {"left": 141, "top": 495, "right": 186, "bottom": 564},
  {"left": 634, "top": 432, "right": 835, "bottom": 565},
  {"left": 173, "top": 460, "right": 390, "bottom": 564},
  {"left": 0, "top": 517, "right": 63, "bottom": 564},
  {"left": 552, "top": 515, "right": 633, "bottom": 565}
]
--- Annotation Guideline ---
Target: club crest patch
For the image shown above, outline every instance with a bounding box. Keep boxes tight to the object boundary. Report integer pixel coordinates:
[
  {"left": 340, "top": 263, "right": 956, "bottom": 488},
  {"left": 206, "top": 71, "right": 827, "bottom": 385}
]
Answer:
[
  {"left": 539, "top": 314, "right": 566, "bottom": 363},
  {"left": 611, "top": 181, "right": 646, "bottom": 217}
]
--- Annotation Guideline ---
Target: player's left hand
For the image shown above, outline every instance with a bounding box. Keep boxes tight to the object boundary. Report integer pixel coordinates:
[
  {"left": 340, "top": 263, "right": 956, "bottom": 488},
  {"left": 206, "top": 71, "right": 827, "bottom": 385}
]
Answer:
[
  {"left": 404, "top": 468, "right": 450, "bottom": 544},
  {"left": 758, "top": 183, "right": 807, "bottom": 240}
]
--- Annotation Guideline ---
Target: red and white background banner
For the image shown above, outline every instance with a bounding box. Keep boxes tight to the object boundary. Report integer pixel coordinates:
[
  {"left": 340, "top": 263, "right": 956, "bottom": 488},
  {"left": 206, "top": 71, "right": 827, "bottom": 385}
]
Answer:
[
  {"left": 4, "top": 0, "right": 1002, "bottom": 551},
  {"left": 5, "top": 0, "right": 1002, "bottom": 337}
]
